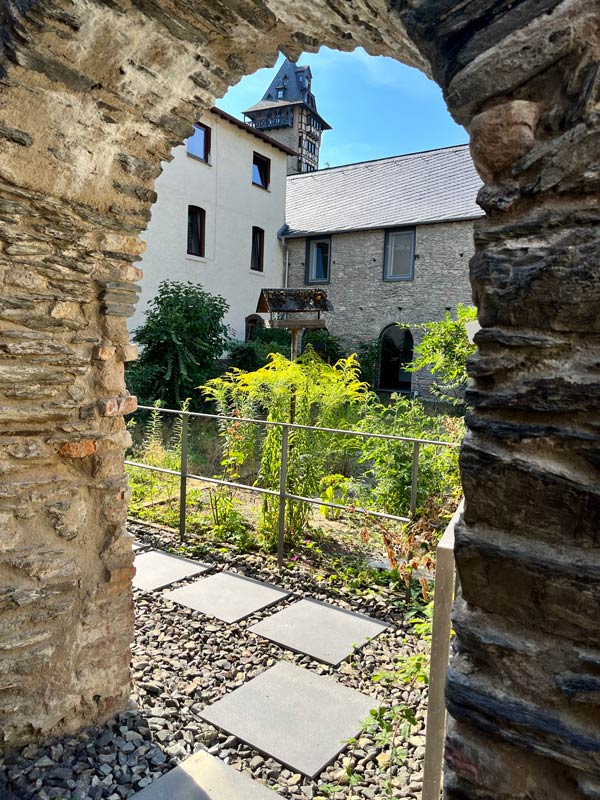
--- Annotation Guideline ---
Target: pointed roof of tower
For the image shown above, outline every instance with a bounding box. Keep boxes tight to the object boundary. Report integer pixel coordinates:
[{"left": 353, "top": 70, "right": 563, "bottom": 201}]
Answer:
[{"left": 243, "top": 57, "right": 331, "bottom": 130}]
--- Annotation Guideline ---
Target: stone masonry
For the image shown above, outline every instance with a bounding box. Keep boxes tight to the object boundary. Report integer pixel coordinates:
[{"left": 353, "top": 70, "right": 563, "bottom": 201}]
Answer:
[
  {"left": 0, "top": 2, "right": 598, "bottom": 799},
  {"left": 286, "top": 220, "right": 475, "bottom": 392}
]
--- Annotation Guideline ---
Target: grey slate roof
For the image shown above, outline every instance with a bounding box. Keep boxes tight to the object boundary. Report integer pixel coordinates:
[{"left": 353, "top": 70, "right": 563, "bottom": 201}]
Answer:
[{"left": 284, "top": 145, "right": 483, "bottom": 238}]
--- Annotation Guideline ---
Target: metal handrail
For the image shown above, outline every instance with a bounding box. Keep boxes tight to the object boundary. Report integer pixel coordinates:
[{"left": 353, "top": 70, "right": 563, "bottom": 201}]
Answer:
[
  {"left": 125, "top": 404, "right": 457, "bottom": 567},
  {"left": 134, "top": 404, "right": 460, "bottom": 448}
]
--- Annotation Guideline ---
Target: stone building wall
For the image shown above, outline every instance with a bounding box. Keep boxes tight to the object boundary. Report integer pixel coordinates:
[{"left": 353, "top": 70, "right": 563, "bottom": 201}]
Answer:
[
  {"left": 286, "top": 220, "right": 476, "bottom": 391},
  {"left": 0, "top": 2, "right": 598, "bottom": 799}
]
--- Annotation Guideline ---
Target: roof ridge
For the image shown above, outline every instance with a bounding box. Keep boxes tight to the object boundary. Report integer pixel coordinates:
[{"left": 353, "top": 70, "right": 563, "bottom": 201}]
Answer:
[{"left": 286, "top": 143, "right": 471, "bottom": 179}]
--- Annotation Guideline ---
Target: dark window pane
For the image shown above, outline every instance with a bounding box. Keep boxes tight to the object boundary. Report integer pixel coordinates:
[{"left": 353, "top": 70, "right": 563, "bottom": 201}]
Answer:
[
  {"left": 309, "top": 239, "right": 329, "bottom": 282},
  {"left": 187, "top": 206, "right": 205, "bottom": 256},
  {"left": 251, "top": 227, "right": 264, "bottom": 271}
]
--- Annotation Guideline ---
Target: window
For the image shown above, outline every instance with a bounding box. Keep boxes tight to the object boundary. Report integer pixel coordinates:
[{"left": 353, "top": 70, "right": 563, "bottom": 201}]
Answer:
[
  {"left": 251, "top": 226, "right": 264, "bottom": 272},
  {"left": 383, "top": 229, "right": 415, "bottom": 281},
  {"left": 187, "top": 205, "right": 205, "bottom": 257},
  {"left": 252, "top": 152, "right": 270, "bottom": 189},
  {"left": 186, "top": 123, "right": 211, "bottom": 162},
  {"left": 305, "top": 237, "right": 330, "bottom": 284},
  {"left": 276, "top": 88, "right": 284, "bottom": 99}
]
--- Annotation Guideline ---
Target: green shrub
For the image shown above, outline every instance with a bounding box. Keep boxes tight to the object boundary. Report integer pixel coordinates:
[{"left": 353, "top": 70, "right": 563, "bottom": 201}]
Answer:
[{"left": 127, "top": 280, "right": 232, "bottom": 410}]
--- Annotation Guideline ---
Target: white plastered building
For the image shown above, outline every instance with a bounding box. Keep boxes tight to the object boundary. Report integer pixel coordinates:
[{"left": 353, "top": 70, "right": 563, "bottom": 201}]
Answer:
[{"left": 131, "top": 107, "right": 294, "bottom": 340}]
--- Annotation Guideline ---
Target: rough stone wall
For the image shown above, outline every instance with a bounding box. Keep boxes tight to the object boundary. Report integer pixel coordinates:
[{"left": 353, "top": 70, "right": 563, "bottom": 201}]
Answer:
[
  {"left": 286, "top": 220, "right": 476, "bottom": 392},
  {"left": 0, "top": 2, "right": 599, "bottom": 799},
  {"left": 0, "top": 0, "right": 424, "bottom": 748},
  {"left": 410, "top": 2, "right": 600, "bottom": 798}
]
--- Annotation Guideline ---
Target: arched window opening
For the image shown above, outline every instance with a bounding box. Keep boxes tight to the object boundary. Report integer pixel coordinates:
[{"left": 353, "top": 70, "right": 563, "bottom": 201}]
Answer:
[
  {"left": 245, "top": 314, "right": 264, "bottom": 342},
  {"left": 378, "top": 325, "right": 413, "bottom": 393}
]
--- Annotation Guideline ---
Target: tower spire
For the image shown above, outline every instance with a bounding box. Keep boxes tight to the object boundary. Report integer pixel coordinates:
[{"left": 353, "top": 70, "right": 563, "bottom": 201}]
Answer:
[{"left": 243, "top": 57, "right": 331, "bottom": 175}]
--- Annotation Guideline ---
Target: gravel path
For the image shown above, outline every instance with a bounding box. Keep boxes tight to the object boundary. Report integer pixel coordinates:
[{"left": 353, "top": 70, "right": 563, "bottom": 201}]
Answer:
[{"left": 0, "top": 523, "right": 429, "bottom": 800}]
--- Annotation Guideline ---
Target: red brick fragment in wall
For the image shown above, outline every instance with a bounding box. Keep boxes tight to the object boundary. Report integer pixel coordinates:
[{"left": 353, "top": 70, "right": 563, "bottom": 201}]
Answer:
[{"left": 58, "top": 440, "right": 97, "bottom": 458}]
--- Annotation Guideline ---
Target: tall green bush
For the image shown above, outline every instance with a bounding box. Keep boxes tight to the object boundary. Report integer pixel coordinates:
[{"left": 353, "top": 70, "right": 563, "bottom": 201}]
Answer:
[{"left": 127, "top": 280, "right": 232, "bottom": 409}]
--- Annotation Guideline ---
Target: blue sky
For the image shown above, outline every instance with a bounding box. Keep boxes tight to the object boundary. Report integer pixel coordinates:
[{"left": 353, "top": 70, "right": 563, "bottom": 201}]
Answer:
[{"left": 217, "top": 48, "right": 468, "bottom": 169}]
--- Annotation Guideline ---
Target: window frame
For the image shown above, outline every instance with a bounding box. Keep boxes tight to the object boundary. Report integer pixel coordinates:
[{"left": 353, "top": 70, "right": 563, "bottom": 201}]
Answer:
[
  {"left": 252, "top": 152, "right": 271, "bottom": 190},
  {"left": 250, "top": 226, "right": 265, "bottom": 272},
  {"left": 186, "top": 123, "right": 211, "bottom": 163},
  {"left": 187, "top": 205, "right": 206, "bottom": 258},
  {"left": 305, "top": 236, "right": 331, "bottom": 285},
  {"left": 383, "top": 228, "right": 416, "bottom": 282}
]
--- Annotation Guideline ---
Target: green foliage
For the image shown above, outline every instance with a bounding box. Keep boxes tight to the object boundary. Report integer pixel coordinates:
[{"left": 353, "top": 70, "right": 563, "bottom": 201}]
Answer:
[
  {"left": 301, "top": 329, "right": 345, "bottom": 364},
  {"left": 126, "top": 400, "right": 254, "bottom": 548},
  {"left": 127, "top": 280, "right": 232, "bottom": 410},
  {"left": 355, "top": 338, "right": 380, "bottom": 386},
  {"left": 407, "top": 303, "right": 477, "bottom": 405},
  {"left": 226, "top": 328, "right": 292, "bottom": 372},
  {"left": 356, "top": 393, "right": 463, "bottom": 519},
  {"left": 319, "top": 474, "right": 349, "bottom": 519},
  {"left": 203, "top": 348, "right": 371, "bottom": 547}
]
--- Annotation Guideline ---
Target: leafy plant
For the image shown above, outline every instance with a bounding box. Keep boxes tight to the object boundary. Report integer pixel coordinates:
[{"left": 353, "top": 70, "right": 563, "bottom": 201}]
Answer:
[
  {"left": 301, "top": 329, "right": 345, "bottom": 364},
  {"left": 355, "top": 338, "right": 380, "bottom": 387},
  {"left": 356, "top": 393, "right": 462, "bottom": 518},
  {"left": 319, "top": 474, "right": 349, "bottom": 519},
  {"left": 203, "top": 348, "right": 371, "bottom": 547},
  {"left": 226, "top": 328, "right": 292, "bottom": 372},
  {"left": 406, "top": 303, "right": 477, "bottom": 406},
  {"left": 127, "top": 280, "right": 232, "bottom": 410}
]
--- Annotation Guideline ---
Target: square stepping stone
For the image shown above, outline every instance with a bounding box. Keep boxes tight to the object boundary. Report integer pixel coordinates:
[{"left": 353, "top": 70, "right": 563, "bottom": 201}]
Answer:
[
  {"left": 200, "top": 661, "right": 374, "bottom": 779},
  {"left": 133, "top": 549, "right": 210, "bottom": 592},
  {"left": 249, "top": 598, "right": 389, "bottom": 665},
  {"left": 131, "top": 750, "right": 278, "bottom": 798},
  {"left": 164, "top": 571, "right": 289, "bottom": 623}
]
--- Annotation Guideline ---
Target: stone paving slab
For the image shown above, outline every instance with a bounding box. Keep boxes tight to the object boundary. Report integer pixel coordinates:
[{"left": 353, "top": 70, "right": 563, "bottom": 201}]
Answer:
[
  {"left": 249, "top": 598, "right": 389, "bottom": 665},
  {"left": 133, "top": 549, "right": 211, "bottom": 592},
  {"left": 164, "top": 571, "right": 290, "bottom": 623},
  {"left": 132, "top": 541, "right": 147, "bottom": 551},
  {"left": 199, "top": 661, "right": 375, "bottom": 779},
  {"left": 131, "top": 750, "right": 279, "bottom": 799}
]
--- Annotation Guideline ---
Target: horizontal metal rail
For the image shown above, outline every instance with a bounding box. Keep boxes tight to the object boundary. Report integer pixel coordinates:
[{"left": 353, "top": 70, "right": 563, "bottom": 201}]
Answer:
[
  {"left": 134, "top": 404, "right": 459, "bottom": 448},
  {"left": 126, "top": 404, "right": 457, "bottom": 566}
]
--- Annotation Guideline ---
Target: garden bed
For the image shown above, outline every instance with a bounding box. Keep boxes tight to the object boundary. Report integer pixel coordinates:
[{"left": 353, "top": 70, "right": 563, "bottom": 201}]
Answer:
[{"left": 0, "top": 521, "right": 431, "bottom": 800}]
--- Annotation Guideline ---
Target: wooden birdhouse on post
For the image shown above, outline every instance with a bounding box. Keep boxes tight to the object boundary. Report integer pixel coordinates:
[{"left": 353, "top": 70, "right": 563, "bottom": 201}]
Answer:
[{"left": 256, "top": 288, "right": 333, "bottom": 360}]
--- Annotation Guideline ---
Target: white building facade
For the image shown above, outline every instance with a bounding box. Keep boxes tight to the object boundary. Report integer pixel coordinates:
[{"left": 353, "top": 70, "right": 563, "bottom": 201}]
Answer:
[{"left": 132, "top": 107, "right": 294, "bottom": 340}]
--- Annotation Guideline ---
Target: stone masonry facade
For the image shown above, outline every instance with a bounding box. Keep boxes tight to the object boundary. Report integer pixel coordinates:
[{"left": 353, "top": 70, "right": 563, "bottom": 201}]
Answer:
[
  {"left": 0, "top": 2, "right": 598, "bottom": 799},
  {"left": 286, "top": 220, "right": 476, "bottom": 393}
]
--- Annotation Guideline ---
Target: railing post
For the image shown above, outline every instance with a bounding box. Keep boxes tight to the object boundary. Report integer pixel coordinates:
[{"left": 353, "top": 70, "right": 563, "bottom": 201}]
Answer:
[
  {"left": 277, "top": 424, "right": 289, "bottom": 569},
  {"left": 410, "top": 440, "right": 420, "bottom": 516},
  {"left": 179, "top": 413, "right": 188, "bottom": 543}
]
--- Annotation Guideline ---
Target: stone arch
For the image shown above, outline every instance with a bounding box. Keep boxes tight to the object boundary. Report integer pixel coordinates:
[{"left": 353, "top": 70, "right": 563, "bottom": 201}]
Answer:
[
  {"left": 0, "top": 2, "right": 598, "bottom": 797},
  {"left": 378, "top": 324, "right": 414, "bottom": 393}
]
